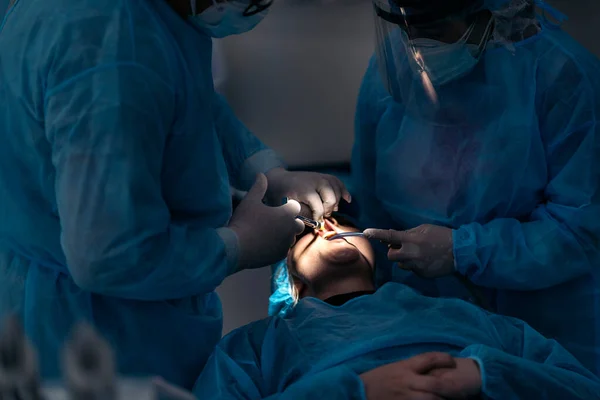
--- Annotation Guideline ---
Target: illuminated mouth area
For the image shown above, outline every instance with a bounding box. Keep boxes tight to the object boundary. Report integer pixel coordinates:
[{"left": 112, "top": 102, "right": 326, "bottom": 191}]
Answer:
[{"left": 320, "top": 220, "right": 351, "bottom": 240}]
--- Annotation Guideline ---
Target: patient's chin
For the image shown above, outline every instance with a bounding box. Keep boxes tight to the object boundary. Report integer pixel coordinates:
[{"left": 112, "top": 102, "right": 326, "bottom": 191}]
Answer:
[{"left": 322, "top": 244, "right": 361, "bottom": 265}]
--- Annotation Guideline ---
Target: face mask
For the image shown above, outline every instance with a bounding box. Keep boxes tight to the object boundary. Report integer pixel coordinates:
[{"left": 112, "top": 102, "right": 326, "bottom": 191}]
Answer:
[
  {"left": 409, "top": 39, "right": 479, "bottom": 86},
  {"left": 189, "top": 0, "right": 267, "bottom": 38},
  {"left": 407, "top": 18, "right": 493, "bottom": 86}
]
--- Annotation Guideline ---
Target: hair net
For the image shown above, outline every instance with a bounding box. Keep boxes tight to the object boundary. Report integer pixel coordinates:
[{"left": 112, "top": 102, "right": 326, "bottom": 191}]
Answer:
[{"left": 269, "top": 260, "right": 295, "bottom": 317}]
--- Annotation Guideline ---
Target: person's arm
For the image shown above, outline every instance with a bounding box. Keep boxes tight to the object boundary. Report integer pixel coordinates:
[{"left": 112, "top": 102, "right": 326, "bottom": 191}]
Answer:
[
  {"left": 212, "top": 93, "right": 285, "bottom": 192},
  {"left": 454, "top": 65, "right": 600, "bottom": 290},
  {"left": 193, "top": 320, "right": 366, "bottom": 399},
  {"left": 460, "top": 313, "right": 600, "bottom": 399},
  {"left": 45, "top": 14, "right": 238, "bottom": 300}
]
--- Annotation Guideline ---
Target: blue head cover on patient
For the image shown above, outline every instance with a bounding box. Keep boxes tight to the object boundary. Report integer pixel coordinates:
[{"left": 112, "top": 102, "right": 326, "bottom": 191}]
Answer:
[{"left": 269, "top": 260, "right": 295, "bottom": 317}]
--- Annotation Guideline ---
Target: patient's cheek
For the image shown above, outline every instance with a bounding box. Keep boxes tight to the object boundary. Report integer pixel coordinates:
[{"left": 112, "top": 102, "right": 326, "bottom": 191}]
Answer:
[{"left": 323, "top": 244, "right": 361, "bottom": 264}]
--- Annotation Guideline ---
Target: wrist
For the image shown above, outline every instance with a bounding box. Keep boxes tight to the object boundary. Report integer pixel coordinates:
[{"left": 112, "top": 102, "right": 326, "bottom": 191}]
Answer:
[
  {"left": 264, "top": 167, "right": 288, "bottom": 205},
  {"left": 452, "top": 225, "right": 478, "bottom": 275},
  {"left": 265, "top": 167, "right": 287, "bottom": 180},
  {"left": 216, "top": 227, "right": 241, "bottom": 275}
]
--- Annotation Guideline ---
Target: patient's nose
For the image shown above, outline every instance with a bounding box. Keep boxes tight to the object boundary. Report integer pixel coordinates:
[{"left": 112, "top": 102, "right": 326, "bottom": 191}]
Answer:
[
  {"left": 321, "top": 220, "right": 344, "bottom": 239},
  {"left": 324, "top": 220, "right": 337, "bottom": 232}
]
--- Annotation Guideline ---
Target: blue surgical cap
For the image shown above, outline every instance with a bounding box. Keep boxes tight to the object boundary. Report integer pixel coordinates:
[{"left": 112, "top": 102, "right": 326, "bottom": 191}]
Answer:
[{"left": 269, "top": 260, "right": 295, "bottom": 317}]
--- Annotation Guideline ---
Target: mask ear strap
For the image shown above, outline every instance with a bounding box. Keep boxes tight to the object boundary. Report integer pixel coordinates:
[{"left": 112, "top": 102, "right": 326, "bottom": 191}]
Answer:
[{"left": 243, "top": 0, "right": 272, "bottom": 16}]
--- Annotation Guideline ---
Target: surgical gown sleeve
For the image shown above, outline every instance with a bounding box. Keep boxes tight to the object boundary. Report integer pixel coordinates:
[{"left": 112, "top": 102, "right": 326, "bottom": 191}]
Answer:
[
  {"left": 44, "top": 14, "right": 236, "bottom": 300},
  {"left": 212, "top": 93, "right": 284, "bottom": 191},
  {"left": 454, "top": 59, "right": 600, "bottom": 290},
  {"left": 352, "top": 57, "right": 397, "bottom": 230},
  {"left": 193, "top": 320, "right": 367, "bottom": 399},
  {"left": 460, "top": 313, "right": 600, "bottom": 399}
]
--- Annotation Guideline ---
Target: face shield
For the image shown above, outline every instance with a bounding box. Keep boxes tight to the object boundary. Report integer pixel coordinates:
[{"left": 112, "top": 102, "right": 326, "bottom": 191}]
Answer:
[
  {"left": 374, "top": 0, "right": 497, "bottom": 113},
  {"left": 191, "top": 0, "right": 272, "bottom": 16},
  {"left": 190, "top": 0, "right": 272, "bottom": 37}
]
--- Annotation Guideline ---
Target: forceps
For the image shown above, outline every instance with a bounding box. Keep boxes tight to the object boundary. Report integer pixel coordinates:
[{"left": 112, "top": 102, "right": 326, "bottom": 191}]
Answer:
[{"left": 296, "top": 215, "right": 324, "bottom": 230}]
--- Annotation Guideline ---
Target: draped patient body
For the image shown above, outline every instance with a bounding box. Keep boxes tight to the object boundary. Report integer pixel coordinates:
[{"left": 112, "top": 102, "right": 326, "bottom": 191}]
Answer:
[{"left": 193, "top": 217, "right": 600, "bottom": 399}]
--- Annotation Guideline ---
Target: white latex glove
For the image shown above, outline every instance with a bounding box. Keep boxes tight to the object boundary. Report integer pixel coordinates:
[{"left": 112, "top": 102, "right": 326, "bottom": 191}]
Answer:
[
  {"left": 228, "top": 174, "right": 305, "bottom": 271},
  {"left": 363, "top": 224, "right": 455, "bottom": 279},
  {"left": 265, "top": 168, "right": 351, "bottom": 221}
]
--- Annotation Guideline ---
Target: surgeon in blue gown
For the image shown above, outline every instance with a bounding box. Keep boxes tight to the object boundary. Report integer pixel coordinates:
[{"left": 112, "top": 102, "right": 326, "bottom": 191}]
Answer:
[
  {"left": 195, "top": 216, "right": 600, "bottom": 399},
  {"left": 352, "top": 0, "right": 600, "bottom": 375},
  {"left": 0, "top": 0, "right": 350, "bottom": 388}
]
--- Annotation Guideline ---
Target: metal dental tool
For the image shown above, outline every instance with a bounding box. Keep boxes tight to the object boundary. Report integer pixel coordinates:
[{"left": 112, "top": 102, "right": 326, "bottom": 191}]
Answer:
[
  {"left": 281, "top": 197, "right": 324, "bottom": 231},
  {"left": 326, "top": 232, "right": 365, "bottom": 241},
  {"left": 296, "top": 215, "right": 324, "bottom": 231},
  {"left": 0, "top": 315, "right": 43, "bottom": 400}
]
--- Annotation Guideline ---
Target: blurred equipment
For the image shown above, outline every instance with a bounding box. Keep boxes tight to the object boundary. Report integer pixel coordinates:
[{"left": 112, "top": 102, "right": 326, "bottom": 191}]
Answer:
[
  {"left": 0, "top": 316, "right": 197, "bottom": 400},
  {"left": 0, "top": 315, "right": 42, "bottom": 400},
  {"left": 62, "top": 324, "right": 116, "bottom": 400}
]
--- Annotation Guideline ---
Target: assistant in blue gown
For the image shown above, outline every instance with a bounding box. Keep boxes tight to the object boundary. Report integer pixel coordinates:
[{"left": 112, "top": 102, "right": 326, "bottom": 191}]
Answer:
[
  {"left": 195, "top": 282, "right": 600, "bottom": 399},
  {"left": 0, "top": 0, "right": 283, "bottom": 388},
  {"left": 352, "top": 0, "right": 600, "bottom": 374}
]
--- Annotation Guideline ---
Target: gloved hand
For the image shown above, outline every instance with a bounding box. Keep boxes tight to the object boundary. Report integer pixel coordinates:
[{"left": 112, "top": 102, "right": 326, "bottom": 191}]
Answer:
[
  {"left": 363, "top": 224, "right": 455, "bottom": 279},
  {"left": 228, "top": 174, "right": 305, "bottom": 271},
  {"left": 265, "top": 168, "right": 351, "bottom": 221}
]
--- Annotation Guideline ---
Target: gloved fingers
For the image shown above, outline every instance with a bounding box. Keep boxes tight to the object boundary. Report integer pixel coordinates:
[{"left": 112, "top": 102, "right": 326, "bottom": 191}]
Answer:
[
  {"left": 340, "top": 182, "right": 352, "bottom": 204},
  {"left": 280, "top": 198, "right": 301, "bottom": 217},
  {"left": 388, "top": 243, "right": 421, "bottom": 261},
  {"left": 325, "top": 174, "right": 351, "bottom": 203},
  {"left": 397, "top": 262, "right": 414, "bottom": 271},
  {"left": 246, "top": 173, "right": 269, "bottom": 202},
  {"left": 321, "top": 177, "right": 342, "bottom": 213},
  {"left": 302, "top": 192, "right": 325, "bottom": 221},
  {"left": 316, "top": 180, "right": 337, "bottom": 217},
  {"left": 293, "top": 218, "right": 305, "bottom": 234},
  {"left": 364, "top": 228, "right": 406, "bottom": 246},
  {"left": 325, "top": 175, "right": 351, "bottom": 205},
  {"left": 298, "top": 203, "right": 312, "bottom": 219},
  {"left": 279, "top": 200, "right": 306, "bottom": 235}
]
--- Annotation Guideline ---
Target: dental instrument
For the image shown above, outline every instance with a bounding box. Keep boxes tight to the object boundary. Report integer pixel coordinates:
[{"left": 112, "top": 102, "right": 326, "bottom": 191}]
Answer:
[
  {"left": 296, "top": 216, "right": 324, "bottom": 230},
  {"left": 326, "top": 232, "right": 365, "bottom": 241}
]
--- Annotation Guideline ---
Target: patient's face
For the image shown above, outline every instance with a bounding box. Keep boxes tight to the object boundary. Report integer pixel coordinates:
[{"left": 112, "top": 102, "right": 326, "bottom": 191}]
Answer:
[{"left": 287, "top": 217, "right": 375, "bottom": 298}]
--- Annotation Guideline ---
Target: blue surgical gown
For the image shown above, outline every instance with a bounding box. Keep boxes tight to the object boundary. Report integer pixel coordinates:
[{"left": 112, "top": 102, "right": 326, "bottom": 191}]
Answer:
[
  {"left": 352, "top": 18, "right": 600, "bottom": 374},
  {"left": 0, "top": 0, "right": 283, "bottom": 388},
  {"left": 193, "top": 283, "right": 600, "bottom": 399}
]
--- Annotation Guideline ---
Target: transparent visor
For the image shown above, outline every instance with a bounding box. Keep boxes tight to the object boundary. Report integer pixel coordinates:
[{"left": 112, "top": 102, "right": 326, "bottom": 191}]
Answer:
[
  {"left": 373, "top": 0, "right": 494, "bottom": 106},
  {"left": 193, "top": 0, "right": 272, "bottom": 16}
]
